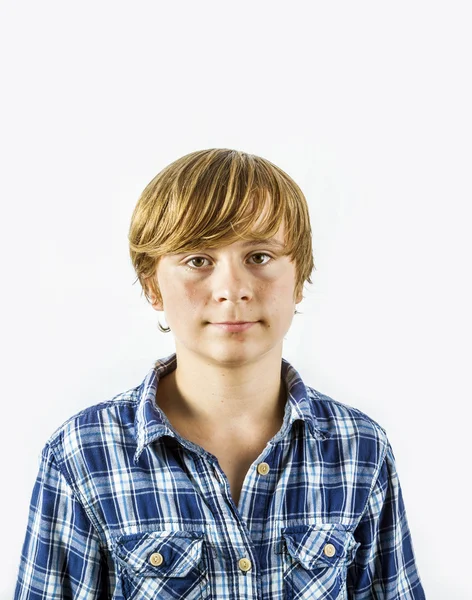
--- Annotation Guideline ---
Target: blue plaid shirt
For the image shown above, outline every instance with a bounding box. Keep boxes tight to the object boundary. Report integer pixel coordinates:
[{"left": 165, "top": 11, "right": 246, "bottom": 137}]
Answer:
[{"left": 15, "top": 353, "right": 425, "bottom": 599}]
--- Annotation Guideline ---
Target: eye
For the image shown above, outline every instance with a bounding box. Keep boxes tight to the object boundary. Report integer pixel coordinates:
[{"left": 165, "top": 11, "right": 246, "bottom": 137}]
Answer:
[{"left": 184, "top": 252, "right": 273, "bottom": 271}]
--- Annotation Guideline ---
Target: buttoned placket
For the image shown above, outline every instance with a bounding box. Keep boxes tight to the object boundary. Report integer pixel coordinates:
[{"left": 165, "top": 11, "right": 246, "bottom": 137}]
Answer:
[{"left": 207, "top": 453, "right": 276, "bottom": 594}]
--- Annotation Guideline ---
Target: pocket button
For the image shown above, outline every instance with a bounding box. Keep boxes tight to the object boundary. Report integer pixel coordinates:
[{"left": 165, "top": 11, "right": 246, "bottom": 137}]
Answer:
[
  {"left": 149, "top": 552, "right": 164, "bottom": 566},
  {"left": 323, "top": 543, "right": 336, "bottom": 558}
]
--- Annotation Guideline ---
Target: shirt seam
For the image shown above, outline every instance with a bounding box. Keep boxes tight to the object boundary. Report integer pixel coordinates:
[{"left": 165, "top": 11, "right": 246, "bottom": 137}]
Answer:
[
  {"left": 47, "top": 436, "right": 109, "bottom": 550},
  {"left": 45, "top": 398, "right": 139, "bottom": 447},
  {"left": 356, "top": 434, "right": 390, "bottom": 525}
]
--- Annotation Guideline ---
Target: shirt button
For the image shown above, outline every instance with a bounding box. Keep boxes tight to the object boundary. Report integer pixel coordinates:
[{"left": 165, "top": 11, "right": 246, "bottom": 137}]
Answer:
[
  {"left": 149, "top": 552, "right": 164, "bottom": 566},
  {"left": 323, "top": 543, "right": 336, "bottom": 558},
  {"left": 238, "top": 557, "right": 252, "bottom": 571},
  {"left": 257, "top": 462, "right": 270, "bottom": 475}
]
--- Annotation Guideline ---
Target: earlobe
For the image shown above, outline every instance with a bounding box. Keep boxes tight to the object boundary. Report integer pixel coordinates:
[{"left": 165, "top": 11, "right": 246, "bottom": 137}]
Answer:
[
  {"left": 147, "top": 283, "right": 163, "bottom": 311},
  {"left": 151, "top": 298, "right": 163, "bottom": 311},
  {"left": 147, "top": 289, "right": 163, "bottom": 311}
]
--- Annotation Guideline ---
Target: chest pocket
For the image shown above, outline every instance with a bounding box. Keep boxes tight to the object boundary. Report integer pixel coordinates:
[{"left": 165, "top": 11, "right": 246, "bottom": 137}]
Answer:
[
  {"left": 281, "top": 524, "right": 360, "bottom": 600},
  {"left": 112, "top": 530, "right": 209, "bottom": 600}
]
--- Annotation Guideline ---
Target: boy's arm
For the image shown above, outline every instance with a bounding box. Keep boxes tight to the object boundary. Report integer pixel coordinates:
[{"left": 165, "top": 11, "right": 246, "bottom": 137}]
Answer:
[
  {"left": 347, "top": 440, "right": 426, "bottom": 599},
  {"left": 14, "top": 443, "right": 109, "bottom": 600}
]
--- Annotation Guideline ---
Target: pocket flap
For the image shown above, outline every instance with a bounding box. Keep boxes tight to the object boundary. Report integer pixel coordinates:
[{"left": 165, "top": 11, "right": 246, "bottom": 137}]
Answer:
[
  {"left": 113, "top": 530, "right": 205, "bottom": 578},
  {"left": 282, "top": 524, "right": 360, "bottom": 570}
]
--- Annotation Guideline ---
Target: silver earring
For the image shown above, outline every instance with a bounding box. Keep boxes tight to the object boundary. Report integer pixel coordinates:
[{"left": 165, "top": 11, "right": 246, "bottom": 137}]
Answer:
[{"left": 157, "top": 319, "right": 171, "bottom": 333}]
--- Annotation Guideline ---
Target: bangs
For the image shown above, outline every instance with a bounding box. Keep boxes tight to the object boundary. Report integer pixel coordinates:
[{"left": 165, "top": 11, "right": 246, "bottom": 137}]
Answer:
[{"left": 137, "top": 149, "right": 304, "bottom": 258}]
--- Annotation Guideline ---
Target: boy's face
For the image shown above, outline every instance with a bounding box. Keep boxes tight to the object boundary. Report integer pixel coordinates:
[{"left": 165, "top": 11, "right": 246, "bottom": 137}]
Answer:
[{"left": 150, "top": 221, "right": 303, "bottom": 366}]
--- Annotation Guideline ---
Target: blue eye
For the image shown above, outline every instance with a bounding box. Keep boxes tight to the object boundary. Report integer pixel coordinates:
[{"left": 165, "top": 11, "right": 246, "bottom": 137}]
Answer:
[{"left": 184, "top": 252, "right": 272, "bottom": 271}]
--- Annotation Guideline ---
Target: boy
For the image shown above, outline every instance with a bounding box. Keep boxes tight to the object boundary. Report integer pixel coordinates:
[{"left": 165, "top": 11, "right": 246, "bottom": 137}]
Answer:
[{"left": 15, "top": 148, "right": 425, "bottom": 598}]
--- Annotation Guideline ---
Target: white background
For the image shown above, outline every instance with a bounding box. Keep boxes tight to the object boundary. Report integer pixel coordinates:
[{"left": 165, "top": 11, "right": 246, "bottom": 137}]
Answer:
[{"left": 1, "top": 1, "right": 470, "bottom": 597}]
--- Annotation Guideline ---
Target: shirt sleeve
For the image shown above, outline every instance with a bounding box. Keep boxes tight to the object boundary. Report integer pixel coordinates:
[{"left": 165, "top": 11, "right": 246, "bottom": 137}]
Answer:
[
  {"left": 347, "top": 440, "right": 426, "bottom": 599},
  {"left": 14, "top": 443, "right": 109, "bottom": 600}
]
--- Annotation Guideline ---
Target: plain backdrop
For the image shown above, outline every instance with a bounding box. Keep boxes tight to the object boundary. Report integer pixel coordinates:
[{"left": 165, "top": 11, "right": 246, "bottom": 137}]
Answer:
[{"left": 1, "top": 1, "right": 471, "bottom": 597}]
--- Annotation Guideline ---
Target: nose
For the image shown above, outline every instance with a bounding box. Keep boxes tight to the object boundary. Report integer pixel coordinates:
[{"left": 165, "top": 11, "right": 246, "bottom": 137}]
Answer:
[{"left": 211, "top": 259, "right": 254, "bottom": 304}]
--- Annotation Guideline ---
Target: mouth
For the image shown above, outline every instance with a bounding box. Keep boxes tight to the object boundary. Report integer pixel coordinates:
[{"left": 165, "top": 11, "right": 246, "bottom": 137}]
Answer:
[
  {"left": 213, "top": 321, "right": 255, "bottom": 324},
  {"left": 210, "top": 321, "right": 258, "bottom": 332}
]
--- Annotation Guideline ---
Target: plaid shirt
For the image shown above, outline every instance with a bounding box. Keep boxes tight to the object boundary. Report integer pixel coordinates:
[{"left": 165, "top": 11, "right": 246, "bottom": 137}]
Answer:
[{"left": 15, "top": 353, "right": 425, "bottom": 599}]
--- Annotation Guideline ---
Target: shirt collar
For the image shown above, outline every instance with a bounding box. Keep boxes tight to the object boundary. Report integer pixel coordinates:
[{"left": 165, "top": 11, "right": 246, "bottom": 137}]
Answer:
[{"left": 133, "top": 353, "right": 327, "bottom": 464}]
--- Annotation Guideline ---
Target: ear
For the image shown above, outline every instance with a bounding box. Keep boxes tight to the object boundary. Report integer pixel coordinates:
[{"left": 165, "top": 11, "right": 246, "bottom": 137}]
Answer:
[
  {"left": 145, "top": 260, "right": 166, "bottom": 310},
  {"left": 150, "top": 292, "right": 164, "bottom": 312},
  {"left": 145, "top": 279, "right": 164, "bottom": 312},
  {"left": 295, "top": 287, "right": 304, "bottom": 306}
]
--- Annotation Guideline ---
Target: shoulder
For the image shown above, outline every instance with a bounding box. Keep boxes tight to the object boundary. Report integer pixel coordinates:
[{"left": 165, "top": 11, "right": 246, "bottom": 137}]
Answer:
[
  {"left": 305, "top": 385, "right": 389, "bottom": 453},
  {"left": 42, "top": 383, "right": 142, "bottom": 466}
]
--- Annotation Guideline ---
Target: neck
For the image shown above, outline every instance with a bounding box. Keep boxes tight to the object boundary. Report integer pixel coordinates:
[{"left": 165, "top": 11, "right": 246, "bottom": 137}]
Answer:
[{"left": 156, "top": 345, "right": 287, "bottom": 436}]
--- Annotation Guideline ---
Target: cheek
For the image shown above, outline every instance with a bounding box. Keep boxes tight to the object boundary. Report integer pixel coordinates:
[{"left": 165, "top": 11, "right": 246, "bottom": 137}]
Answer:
[
  {"left": 159, "top": 276, "right": 194, "bottom": 309},
  {"left": 268, "top": 276, "right": 295, "bottom": 299},
  {"left": 182, "top": 281, "right": 204, "bottom": 311},
  {"left": 268, "top": 280, "right": 298, "bottom": 315}
]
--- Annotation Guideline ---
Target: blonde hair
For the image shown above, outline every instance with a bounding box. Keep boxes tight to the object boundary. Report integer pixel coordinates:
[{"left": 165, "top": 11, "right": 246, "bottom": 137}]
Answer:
[{"left": 128, "top": 148, "right": 315, "bottom": 307}]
